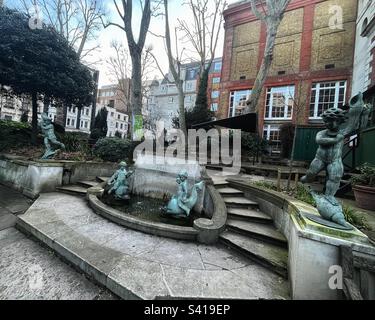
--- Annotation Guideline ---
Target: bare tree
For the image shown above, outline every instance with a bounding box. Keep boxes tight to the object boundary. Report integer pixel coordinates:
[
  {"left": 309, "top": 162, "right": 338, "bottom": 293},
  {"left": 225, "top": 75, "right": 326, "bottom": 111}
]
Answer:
[
  {"left": 245, "top": 0, "right": 291, "bottom": 113},
  {"left": 178, "top": 0, "right": 226, "bottom": 77},
  {"left": 162, "top": 0, "right": 187, "bottom": 136},
  {"left": 106, "top": 41, "right": 156, "bottom": 115},
  {"left": 18, "top": 0, "right": 106, "bottom": 61},
  {"left": 104, "top": 0, "right": 152, "bottom": 140},
  {"left": 106, "top": 40, "right": 132, "bottom": 112}
]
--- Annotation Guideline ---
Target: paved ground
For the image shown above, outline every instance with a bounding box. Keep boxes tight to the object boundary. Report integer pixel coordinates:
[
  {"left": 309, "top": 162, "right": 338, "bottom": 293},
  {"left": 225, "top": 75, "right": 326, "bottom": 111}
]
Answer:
[
  {"left": 17, "top": 192, "right": 290, "bottom": 300},
  {"left": 0, "top": 184, "right": 118, "bottom": 300},
  {"left": 0, "top": 184, "right": 33, "bottom": 231}
]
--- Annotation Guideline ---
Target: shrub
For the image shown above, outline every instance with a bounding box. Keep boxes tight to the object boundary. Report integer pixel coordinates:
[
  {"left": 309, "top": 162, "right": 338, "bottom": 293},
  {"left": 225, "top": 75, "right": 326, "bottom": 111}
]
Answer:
[
  {"left": 58, "top": 132, "right": 90, "bottom": 154},
  {"left": 343, "top": 205, "right": 370, "bottom": 230},
  {"left": 351, "top": 163, "right": 375, "bottom": 187},
  {"left": 241, "top": 132, "right": 269, "bottom": 158},
  {"left": 0, "top": 120, "right": 33, "bottom": 152},
  {"left": 253, "top": 181, "right": 278, "bottom": 191},
  {"left": 93, "top": 137, "right": 138, "bottom": 163}
]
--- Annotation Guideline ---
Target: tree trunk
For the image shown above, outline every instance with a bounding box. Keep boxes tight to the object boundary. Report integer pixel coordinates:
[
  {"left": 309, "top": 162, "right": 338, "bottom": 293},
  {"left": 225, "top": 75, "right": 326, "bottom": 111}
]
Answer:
[
  {"left": 287, "top": 124, "right": 298, "bottom": 190},
  {"left": 246, "top": 22, "right": 280, "bottom": 113},
  {"left": 43, "top": 95, "right": 50, "bottom": 114},
  {"left": 31, "top": 92, "right": 38, "bottom": 145},
  {"left": 129, "top": 50, "right": 143, "bottom": 140},
  {"left": 177, "top": 82, "right": 187, "bottom": 136}
]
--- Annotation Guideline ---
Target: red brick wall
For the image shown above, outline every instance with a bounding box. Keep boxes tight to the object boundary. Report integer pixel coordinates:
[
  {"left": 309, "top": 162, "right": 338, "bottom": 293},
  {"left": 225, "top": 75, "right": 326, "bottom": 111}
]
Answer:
[{"left": 218, "top": 0, "right": 356, "bottom": 134}]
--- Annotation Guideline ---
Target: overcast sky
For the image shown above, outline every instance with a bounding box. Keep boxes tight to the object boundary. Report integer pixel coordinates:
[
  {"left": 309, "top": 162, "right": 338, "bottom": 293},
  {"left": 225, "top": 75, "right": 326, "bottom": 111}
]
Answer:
[
  {"left": 87, "top": 0, "right": 240, "bottom": 87},
  {"left": 5, "top": 0, "right": 240, "bottom": 87}
]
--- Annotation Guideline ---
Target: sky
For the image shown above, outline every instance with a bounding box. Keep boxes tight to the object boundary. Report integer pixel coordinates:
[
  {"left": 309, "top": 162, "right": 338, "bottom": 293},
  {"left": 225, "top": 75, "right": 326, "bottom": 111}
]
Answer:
[
  {"left": 87, "top": 0, "right": 240, "bottom": 87},
  {"left": 5, "top": 0, "right": 240, "bottom": 87}
]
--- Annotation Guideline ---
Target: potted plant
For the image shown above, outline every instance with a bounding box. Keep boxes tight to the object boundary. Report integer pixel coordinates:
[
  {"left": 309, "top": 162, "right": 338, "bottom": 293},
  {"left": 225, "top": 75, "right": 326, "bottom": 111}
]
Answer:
[{"left": 351, "top": 164, "right": 375, "bottom": 211}]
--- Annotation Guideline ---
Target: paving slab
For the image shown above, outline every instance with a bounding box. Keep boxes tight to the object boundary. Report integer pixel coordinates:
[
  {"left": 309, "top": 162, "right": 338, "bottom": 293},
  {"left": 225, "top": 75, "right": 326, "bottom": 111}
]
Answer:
[
  {"left": 0, "top": 228, "right": 117, "bottom": 300},
  {"left": 16, "top": 193, "right": 290, "bottom": 300}
]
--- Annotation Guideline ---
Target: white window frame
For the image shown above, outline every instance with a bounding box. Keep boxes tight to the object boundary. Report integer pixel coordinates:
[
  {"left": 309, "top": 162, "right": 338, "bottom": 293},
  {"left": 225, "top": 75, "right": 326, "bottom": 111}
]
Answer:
[
  {"left": 264, "top": 85, "right": 295, "bottom": 120},
  {"left": 228, "top": 90, "right": 252, "bottom": 118},
  {"left": 309, "top": 81, "right": 347, "bottom": 120},
  {"left": 211, "top": 103, "right": 218, "bottom": 112},
  {"left": 263, "top": 125, "right": 281, "bottom": 154}
]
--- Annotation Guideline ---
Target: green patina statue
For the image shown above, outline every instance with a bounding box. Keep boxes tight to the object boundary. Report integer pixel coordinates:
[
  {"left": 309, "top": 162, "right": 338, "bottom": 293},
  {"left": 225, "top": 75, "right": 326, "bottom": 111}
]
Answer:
[
  {"left": 164, "top": 170, "right": 204, "bottom": 217},
  {"left": 40, "top": 113, "right": 65, "bottom": 159},
  {"left": 301, "top": 92, "right": 372, "bottom": 229},
  {"left": 107, "top": 161, "right": 134, "bottom": 200}
]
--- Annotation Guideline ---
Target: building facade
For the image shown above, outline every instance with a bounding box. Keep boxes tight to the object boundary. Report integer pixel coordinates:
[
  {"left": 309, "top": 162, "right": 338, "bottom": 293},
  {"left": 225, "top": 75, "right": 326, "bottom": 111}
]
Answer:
[
  {"left": 144, "top": 59, "right": 223, "bottom": 130},
  {"left": 352, "top": 0, "right": 375, "bottom": 97},
  {"left": 219, "top": 0, "right": 358, "bottom": 154},
  {"left": 207, "top": 58, "right": 223, "bottom": 117},
  {"left": 97, "top": 78, "right": 131, "bottom": 114},
  {"left": 95, "top": 104, "right": 129, "bottom": 139}
]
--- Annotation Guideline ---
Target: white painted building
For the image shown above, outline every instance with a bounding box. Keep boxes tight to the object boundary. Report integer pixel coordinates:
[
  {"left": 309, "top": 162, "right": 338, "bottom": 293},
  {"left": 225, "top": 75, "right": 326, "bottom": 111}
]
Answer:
[
  {"left": 0, "top": 91, "right": 43, "bottom": 122},
  {"left": 352, "top": 0, "right": 375, "bottom": 96},
  {"left": 96, "top": 104, "right": 129, "bottom": 139}
]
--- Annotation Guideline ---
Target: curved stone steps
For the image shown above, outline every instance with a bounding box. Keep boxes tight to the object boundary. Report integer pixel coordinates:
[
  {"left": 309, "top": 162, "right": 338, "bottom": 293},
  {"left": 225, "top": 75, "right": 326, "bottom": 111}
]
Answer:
[
  {"left": 220, "top": 231, "right": 288, "bottom": 278},
  {"left": 77, "top": 180, "right": 99, "bottom": 188},
  {"left": 223, "top": 196, "right": 259, "bottom": 209},
  {"left": 227, "top": 208, "right": 273, "bottom": 224},
  {"left": 56, "top": 185, "right": 88, "bottom": 196},
  {"left": 97, "top": 176, "right": 111, "bottom": 183},
  {"left": 226, "top": 219, "right": 287, "bottom": 248},
  {"left": 217, "top": 187, "right": 244, "bottom": 197}
]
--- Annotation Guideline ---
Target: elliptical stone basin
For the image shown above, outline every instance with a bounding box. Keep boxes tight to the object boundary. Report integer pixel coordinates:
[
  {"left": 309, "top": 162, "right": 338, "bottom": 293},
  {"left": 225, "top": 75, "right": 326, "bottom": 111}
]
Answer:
[{"left": 87, "top": 156, "right": 227, "bottom": 244}]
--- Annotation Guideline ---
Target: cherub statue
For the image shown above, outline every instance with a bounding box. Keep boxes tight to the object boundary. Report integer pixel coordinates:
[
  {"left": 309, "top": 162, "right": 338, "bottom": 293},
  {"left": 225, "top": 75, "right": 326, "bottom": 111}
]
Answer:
[
  {"left": 301, "top": 92, "right": 373, "bottom": 228},
  {"left": 164, "top": 170, "right": 204, "bottom": 217},
  {"left": 40, "top": 113, "right": 65, "bottom": 159},
  {"left": 107, "top": 161, "right": 134, "bottom": 200}
]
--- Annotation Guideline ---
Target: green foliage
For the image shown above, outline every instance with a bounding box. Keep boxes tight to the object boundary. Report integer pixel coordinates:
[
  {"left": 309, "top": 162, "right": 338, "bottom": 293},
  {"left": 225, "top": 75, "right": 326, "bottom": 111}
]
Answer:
[
  {"left": 241, "top": 132, "right": 269, "bottom": 158},
  {"left": 0, "top": 120, "right": 33, "bottom": 152},
  {"left": 93, "top": 137, "right": 137, "bottom": 163},
  {"left": 58, "top": 132, "right": 90, "bottom": 154},
  {"left": 90, "top": 107, "right": 108, "bottom": 141},
  {"left": 294, "top": 184, "right": 316, "bottom": 207},
  {"left": 0, "top": 7, "right": 94, "bottom": 104},
  {"left": 343, "top": 205, "right": 370, "bottom": 230},
  {"left": 20, "top": 111, "right": 28, "bottom": 123},
  {"left": 351, "top": 163, "right": 375, "bottom": 187},
  {"left": 253, "top": 181, "right": 278, "bottom": 191},
  {"left": 279, "top": 122, "right": 295, "bottom": 159},
  {"left": 0, "top": 7, "right": 94, "bottom": 143}
]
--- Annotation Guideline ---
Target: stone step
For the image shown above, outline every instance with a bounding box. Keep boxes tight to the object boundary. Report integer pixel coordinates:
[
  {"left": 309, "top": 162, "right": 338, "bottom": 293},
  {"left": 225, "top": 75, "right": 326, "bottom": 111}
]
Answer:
[
  {"left": 223, "top": 197, "right": 259, "bottom": 209},
  {"left": 217, "top": 187, "right": 244, "bottom": 197},
  {"left": 227, "top": 208, "right": 273, "bottom": 224},
  {"left": 226, "top": 219, "right": 287, "bottom": 248},
  {"left": 77, "top": 180, "right": 99, "bottom": 188},
  {"left": 96, "top": 176, "right": 110, "bottom": 183},
  {"left": 220, "top": 231, "right": 288, "bottom": 278},
  {"left": 56, "top": 185, "right": 88, "bottom": 196}
]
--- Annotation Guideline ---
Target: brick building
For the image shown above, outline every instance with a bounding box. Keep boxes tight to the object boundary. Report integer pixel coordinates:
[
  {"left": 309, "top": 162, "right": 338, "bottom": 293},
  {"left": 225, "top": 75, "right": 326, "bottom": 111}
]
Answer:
[
  {"left": 207, "top": 58, "right": 223, "bottom": 117},
  {"left": 219, "top": 0, "right": 358, "bottom": 154}
]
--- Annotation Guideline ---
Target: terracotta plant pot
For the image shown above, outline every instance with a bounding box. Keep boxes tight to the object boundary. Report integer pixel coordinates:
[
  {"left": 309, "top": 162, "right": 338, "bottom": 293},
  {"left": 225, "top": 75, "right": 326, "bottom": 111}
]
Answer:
[{"left": 353, "top": 185, "right": 375, "bottom": 211}]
